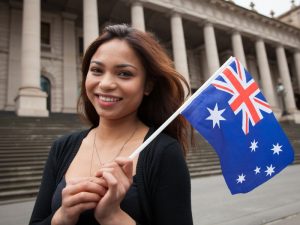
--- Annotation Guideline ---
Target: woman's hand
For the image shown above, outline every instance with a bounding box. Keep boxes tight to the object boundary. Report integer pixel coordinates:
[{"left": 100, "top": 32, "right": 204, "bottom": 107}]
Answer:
[
  {"left": 51, "top": 177, "right": 107, "bottom": 225},
  {"left": 94, "top": 157, "right": 135, "bottom": 225}
]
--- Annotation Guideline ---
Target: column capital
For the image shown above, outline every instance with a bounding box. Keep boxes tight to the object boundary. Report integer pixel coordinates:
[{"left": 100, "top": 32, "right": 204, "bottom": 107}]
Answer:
[
  {"left": 61, "top": 12, "right": 77, "bottom": 21},
  {"left": 130, "top": 0, "right": 144, "bottom": 6},
  {"left": 168, "top": 7, "right": 186, "bottom": 17},
  {"left": 201, "top": 20, "right": 217, "bottom": 28},
  {"left": 230, "top": 28, "right": 241, "bottom": 35}
]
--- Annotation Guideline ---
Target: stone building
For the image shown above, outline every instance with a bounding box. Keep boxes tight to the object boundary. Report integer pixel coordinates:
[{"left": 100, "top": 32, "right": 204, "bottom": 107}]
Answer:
[
  {"left": 0, "top": 0, "right": 300, "bottom": 122},
  {"left": 278, "top": 2, "right": 300, "bottom": 29}
]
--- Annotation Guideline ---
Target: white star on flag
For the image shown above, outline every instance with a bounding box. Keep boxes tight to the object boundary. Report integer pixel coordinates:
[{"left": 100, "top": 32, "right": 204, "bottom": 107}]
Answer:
[
  {"left": 254, "top": 166, "right": 261, "bottom": 174},
  {"left": 249, "top": 140, "right": 258, "bottom": 152},
  {"left": 206, "top": 103, "right": 226, "bottom": 128},
  {"left": 237, "top": 174, "right": 246, "bottom": 184},
  {"left": 265, "top": 164, "right": 275, "bottom": 176},
  {"left": 271, "top": 143, "right": 283, "bottom": 155}
]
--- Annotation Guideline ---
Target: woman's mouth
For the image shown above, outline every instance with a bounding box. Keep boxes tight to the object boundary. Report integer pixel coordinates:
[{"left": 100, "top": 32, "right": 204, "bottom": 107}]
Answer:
[{"left": 99, "top": 95, "right": 122, "bottom": 102}]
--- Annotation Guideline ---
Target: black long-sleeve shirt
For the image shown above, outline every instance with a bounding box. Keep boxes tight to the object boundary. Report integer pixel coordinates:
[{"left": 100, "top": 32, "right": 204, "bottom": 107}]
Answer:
[{"left": 29, "top": 128, "right": 193, "bottom": 225}]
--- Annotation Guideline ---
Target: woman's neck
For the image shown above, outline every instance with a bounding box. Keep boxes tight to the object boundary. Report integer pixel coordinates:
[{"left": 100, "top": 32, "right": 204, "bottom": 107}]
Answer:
[{"left": 96, "top": 116, "right": 140, "bottom": 141}]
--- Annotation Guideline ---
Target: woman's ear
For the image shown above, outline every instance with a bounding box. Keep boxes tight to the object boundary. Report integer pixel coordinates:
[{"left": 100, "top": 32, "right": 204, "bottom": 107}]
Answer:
[{"left": 144, "top": 80, "right": 154, "bottom": 96}]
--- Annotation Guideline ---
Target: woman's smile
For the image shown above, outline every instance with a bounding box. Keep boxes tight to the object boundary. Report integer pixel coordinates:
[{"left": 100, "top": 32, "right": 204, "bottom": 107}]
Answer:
[{"left": 96, "top": 94, "right": 123, "bottom": 107}]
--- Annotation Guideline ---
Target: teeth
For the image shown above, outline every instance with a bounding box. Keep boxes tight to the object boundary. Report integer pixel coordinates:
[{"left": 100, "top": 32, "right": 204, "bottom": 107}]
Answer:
[{"left": 99, "top": 96, "right": 120, "bottom": 102}]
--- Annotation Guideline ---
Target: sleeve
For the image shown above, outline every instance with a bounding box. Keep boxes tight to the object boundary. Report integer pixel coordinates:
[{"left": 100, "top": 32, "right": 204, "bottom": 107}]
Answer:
[
  {"left": 151, "top": 141, "right": 193, "bottom": 225},
  {"left": 28, "top": 140, "right": 59, "bottom": 225}
]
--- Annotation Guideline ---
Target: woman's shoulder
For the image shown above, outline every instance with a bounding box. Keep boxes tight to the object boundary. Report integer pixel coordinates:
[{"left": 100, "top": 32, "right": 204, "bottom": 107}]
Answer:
[
  {"left": 143, "top": 128, "right": 184, "bottom": 160},
  {"left": 54, "top": 129, "right": 90, "bottom": 146},
  {"left": 50, "top": 128, "right": 90, "bottom": 158}
]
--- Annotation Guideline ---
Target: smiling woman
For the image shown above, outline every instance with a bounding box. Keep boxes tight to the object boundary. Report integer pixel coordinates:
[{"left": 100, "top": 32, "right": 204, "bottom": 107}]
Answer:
[
  {"left": 29, "top": 24, "right": 193, "bottom": 225},
  {"left": 85, "top": 39, "right": 147, "bottom": 121}
]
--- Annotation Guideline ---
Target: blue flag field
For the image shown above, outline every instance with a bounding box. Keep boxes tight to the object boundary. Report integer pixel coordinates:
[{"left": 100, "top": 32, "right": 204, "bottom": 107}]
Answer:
[{"left": 181, "top": 57, "right": 294, "bottom": 194}]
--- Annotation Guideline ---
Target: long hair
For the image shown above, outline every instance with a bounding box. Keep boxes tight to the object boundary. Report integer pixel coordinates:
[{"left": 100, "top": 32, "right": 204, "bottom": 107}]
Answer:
[{"left": 78, "top": 24, "right": 190, "bottom": 155}]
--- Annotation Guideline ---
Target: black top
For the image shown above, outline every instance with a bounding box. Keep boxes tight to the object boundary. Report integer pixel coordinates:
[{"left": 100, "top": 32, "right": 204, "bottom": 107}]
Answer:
[{"left": 29, "top": 128, "right": 193, "bottom": 225}]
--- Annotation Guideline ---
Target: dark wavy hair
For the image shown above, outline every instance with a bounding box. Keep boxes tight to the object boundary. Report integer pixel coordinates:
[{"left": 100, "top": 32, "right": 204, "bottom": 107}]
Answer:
[{"left": 78, "top": 24, "right": 190, "bottom": 155}]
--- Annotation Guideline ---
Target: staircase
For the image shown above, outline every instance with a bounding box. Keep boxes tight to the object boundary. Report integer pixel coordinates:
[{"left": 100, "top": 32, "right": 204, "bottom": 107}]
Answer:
[
  {"left": 0, "top": 111, "right": 299, "bottom": 203},
  {"left": 0, "top": 112, "right": 88, "bottom": 203}
]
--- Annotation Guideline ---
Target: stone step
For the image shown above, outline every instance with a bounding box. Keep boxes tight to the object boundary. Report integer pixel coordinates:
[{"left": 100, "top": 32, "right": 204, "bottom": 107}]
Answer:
[
  {"left": 0, "top": 161, "right": 46, "bottom": 168},
  {"left": 0, "top": 170, "right": 42, "bottom": 179},
  {"left": 188, "top": 161, "right": 220, "bottom": 168},
  {"left": 0, "top": 181, "right": 40, "bottom": 192},
  {"left": 189, "top": 164, "right": 221, "bottom": 173},
  {"left": 0, "top": 156, "right": 47, "bottom": 163},
  {"left": 0, "top": 150, "right": 49, "bottom": 154},
  {"left": 0, "top": 165, "right": 44, "bottom": 173},
  {"left": 0, "top": 152, "right": 49, "bottom": 158},
  {"left": 0, "top": 175, "right": 42, "bottom": 184},
  {"left": 0, "top": 146, "right": 50, "bottom": 151},
  {"left": 0, "top": 188, "right": 39, "bottom": 201}
]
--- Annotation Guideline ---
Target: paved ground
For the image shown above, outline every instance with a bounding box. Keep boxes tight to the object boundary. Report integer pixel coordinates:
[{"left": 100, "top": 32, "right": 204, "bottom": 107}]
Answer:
[
  {"left": 0, "top": 165, "right": 299, "bottom": 225},
  {"left": 191, "top": 164, "right": 300, "bottom": 225}
]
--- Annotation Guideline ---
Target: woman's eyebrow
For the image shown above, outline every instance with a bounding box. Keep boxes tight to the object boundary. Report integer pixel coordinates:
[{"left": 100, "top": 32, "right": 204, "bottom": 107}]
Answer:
[
  {"left": 90, "top": 60, "right": 103, "bottom": 66},
  {"left": 90, "top": 61, "right": 137, "bottom": 70},
  {"left": 115, "top": 63, "right": 137, "bottom": 70}
]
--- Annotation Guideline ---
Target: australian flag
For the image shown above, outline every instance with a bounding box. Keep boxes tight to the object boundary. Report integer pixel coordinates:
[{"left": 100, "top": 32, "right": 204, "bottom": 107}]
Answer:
[{"left": 181, "top": 57, "right": 294, "bottom": 194}]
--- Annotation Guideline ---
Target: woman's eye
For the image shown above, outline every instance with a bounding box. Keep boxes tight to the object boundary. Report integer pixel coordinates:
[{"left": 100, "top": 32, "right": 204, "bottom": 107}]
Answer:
[
  {"left": 90, "top": 67, "right": 102, "bottom": 74},
  {"left": 118, "top": 71, "right": 133, "bottom": 78}
]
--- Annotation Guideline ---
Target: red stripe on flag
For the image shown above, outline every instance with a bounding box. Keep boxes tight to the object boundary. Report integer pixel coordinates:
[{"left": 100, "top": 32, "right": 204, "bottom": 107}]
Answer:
[
  {"left": 254, "top": 98, "right": 271, "bottom": 109},
  {"left": 223, "top": 68, "right": 261, "bottom": 124},
  {"left": 213, "top": 83, "right": 235, "bottom": 94}
]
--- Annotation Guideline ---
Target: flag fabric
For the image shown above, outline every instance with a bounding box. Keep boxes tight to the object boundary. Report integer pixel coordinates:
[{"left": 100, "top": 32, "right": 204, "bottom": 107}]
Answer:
[{"left": 181, "top": 57, "right": 294, "bottom": 194}]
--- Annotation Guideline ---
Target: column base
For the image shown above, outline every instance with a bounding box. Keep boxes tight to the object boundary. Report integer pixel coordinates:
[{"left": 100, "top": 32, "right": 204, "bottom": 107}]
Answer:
[
  {"left": 62, "top": 107, "right": 77, "bottom": 113},
  {"left": 272, "top": 107, "right": 282, "bottom": 120},
  {"left": 15, "top": 88, "right": 49, "bottom": 117},
  {"left": 293, "top": 111, "right": 300, "bottom": 124},
  {"left": 4, "top": 105, "right": 15, "bottom": 111}
]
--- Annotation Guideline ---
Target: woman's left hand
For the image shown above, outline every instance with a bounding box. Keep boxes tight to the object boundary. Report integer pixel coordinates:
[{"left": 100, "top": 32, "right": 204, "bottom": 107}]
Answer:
[{"left": 93, "top": 157, "right": 134, "bottom": 224}]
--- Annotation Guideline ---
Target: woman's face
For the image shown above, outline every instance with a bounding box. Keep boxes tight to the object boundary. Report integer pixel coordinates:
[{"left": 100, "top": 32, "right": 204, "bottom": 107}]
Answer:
[{"left": 85, "top": 39, "right": 147, "bottom": 121}]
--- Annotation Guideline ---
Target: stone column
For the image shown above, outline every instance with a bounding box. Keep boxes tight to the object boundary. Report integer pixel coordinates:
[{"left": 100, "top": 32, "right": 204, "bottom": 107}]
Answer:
[
  {"left": 246, "top": 56, "right": 259, "bottom": 83},
  {"left": 62, "top": 13, "right": 78, "bottom": 113},
  {"left": 276, "top": 45, "right": 297, "bottom": 114},
  {"left": 83, "top": 0, "right": 99, "bottom": 51},
  {"left": 203, "top": 22, "right": 220, "bottom": 76},
  {"left": 294, "top": 51, "right": 300, "bottom": 95},
  {"left": 5, "top": 3, "right": 22, "bottom": 110},
  {"left": 131, "top": 1, "right": 145, "bottom": 31},
  {"left": 15, "top": 0, "right": 48, "bottom": 117},
  {"left": 200, "top": 48, "right": 209, "bottom": 81},
  {"left": 231, "top": 30, "right": 247, "bottom": 68},
  {"left": 255, "top": 39, "right": 278, "bottom": 111},
  {"left": 170, "top": 12, "right": 190, "bottom": 86}
]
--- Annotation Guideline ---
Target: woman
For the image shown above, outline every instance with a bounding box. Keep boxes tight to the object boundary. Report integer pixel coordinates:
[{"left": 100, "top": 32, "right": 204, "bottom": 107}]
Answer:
[{"left": 29, "top": 24, "right": 193, "bottom": 225}]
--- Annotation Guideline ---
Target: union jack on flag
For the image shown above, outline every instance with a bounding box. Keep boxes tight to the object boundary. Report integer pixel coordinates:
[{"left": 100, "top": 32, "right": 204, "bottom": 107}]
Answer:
[
  {"left": 212, "top": 59, "right": 272, "bottom": 134},
  {"left": 181, "top": 57, "right": 294, "bottom": 194}
]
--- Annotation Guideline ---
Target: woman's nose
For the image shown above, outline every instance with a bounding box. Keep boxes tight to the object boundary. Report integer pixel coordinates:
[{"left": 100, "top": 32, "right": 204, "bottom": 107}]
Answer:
[{"left": 98, "top": 73, "right": 117, "bottom": 90}]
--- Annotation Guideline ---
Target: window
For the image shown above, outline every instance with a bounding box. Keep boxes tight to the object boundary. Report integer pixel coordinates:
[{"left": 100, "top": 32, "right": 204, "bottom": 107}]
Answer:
[{"left": 41, "top": 22, "right": 51, "bottom": 51}]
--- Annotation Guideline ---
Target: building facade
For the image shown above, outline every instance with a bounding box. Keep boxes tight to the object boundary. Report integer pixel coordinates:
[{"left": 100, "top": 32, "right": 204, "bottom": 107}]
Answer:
[{"left": 0, "top": 0, "right": 300, "bottom": 122}]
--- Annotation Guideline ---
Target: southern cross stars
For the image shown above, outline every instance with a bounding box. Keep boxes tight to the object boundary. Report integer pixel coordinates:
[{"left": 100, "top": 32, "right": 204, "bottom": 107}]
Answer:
[
  {"left": 271, "top": 143, "right": 283, "bottom": 155},
  {"left": 237, "top": 173, "right": 246, "bottom": 184},
  {"left": 249, "top": 140, "right": 258, "bottom": 152},
  {"left": 265, "top": 164, "right": 275, "bottom": 176},
  {"left": 254, "top": 166, "right": 261, "bottom": 174},
  {"left": 206, "top": 103, "right": 226, "bottom": 128}
]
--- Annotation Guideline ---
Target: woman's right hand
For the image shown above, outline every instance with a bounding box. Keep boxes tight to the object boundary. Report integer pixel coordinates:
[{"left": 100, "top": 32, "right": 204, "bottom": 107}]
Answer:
[{"left": 51, "top": 177, "right": 107, "bottom": 225}]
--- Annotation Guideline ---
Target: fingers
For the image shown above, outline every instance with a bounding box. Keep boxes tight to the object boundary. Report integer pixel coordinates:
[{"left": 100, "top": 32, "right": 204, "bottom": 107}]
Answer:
[
  {"left": 115, "top": 157, "right": 133, "bottom": 179},
  {"left": 95, "top": 157, "right": 133, "bottom": 180},
  {"left": 66, "top": 177, "right": 107, "bottom": 197}
]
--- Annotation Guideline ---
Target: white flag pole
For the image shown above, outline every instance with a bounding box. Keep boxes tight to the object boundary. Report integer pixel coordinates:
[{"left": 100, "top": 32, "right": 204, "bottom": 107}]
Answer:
[{"left": 129, "top": 56, "right": 234, "bottom": 159}]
